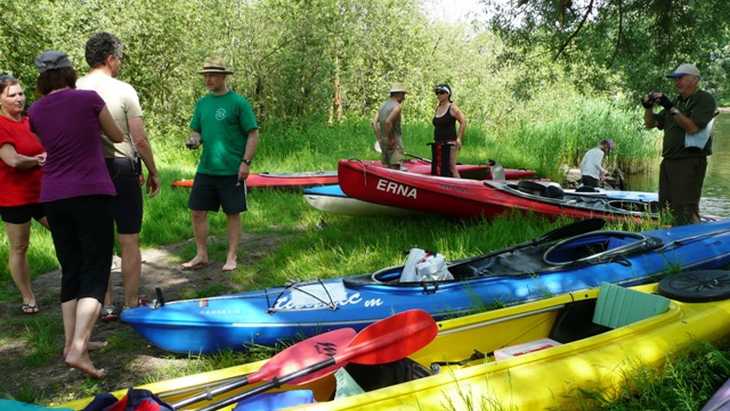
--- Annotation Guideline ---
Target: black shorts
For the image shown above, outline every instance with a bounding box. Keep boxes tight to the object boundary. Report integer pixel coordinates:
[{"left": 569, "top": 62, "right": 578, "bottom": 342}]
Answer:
[
  {"left": 581, "top": 175, "right": 599, "bottom": 188},
  {"left": 188, "top": 173, "right": 247, "bottom": 214},
  {"left": 106, "top": 158, "right": 143, "bottom": 234},
  {"left": 0, "top": 203, "right": 45, "bottom": 224},
  {"left": 44, "top": 195, "right": 114, "bottom": 304}
]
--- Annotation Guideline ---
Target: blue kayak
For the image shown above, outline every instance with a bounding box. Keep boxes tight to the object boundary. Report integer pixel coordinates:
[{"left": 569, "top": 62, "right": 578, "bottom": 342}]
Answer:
[{"left": 122, "top": 219, "right": 730, "bottom": 353}]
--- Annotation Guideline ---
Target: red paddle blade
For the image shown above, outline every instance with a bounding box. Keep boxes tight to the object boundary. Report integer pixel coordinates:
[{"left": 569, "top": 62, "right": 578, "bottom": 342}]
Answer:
[
  {"left": 249, "top": 328, "right": 356, "bottom": 384},
  {"left": 345, "top": 309, "right": 438, "bottom": 365}
]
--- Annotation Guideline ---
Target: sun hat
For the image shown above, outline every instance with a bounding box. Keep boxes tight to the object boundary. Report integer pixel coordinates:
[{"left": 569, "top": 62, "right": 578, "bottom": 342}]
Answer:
[
  {"left": 35, "top": 51, "right": 73, "bottom": 73},
  {"left": 666, "top": 63, "right": 701, "bottom": 79},
  {"left": 434, "top": 84, "right": 451, "bottom": 95},
  {"left": 389, "top": 83, "right": 408, "bottom": 94},
  {"left": 199, "top": 56, "right": 234, "bottom": 75}
]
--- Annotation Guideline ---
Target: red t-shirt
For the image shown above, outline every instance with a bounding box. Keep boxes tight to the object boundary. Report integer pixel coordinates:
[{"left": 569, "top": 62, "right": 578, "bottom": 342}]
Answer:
[{"left": 0, "top": 115, "right": 44, "bottom": 206}]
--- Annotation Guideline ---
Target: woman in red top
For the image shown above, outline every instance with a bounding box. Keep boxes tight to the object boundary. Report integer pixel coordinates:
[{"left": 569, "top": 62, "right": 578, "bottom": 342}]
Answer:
[{"left": 0, "top": 74, "right": 47, "bottom": 314}]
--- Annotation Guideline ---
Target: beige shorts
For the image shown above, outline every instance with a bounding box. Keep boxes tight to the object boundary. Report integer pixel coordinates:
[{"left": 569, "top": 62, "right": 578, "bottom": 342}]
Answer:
[{"left": 379, "top": 137, "right": 404, "bottom": 168}]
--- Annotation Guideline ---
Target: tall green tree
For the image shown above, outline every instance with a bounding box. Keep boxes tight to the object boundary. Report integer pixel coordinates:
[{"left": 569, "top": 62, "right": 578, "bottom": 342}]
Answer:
[{"left": 482, "top": 0, "right": 730, "bottom": 97}]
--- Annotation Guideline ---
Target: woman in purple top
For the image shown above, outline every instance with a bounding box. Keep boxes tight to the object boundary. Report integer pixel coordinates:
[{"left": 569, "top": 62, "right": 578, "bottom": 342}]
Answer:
[{"left": 28, "top": 51, "right": 124, "bottom": 379}]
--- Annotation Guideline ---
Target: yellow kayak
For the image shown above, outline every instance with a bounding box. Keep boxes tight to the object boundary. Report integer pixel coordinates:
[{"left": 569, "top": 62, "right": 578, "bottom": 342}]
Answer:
[{"left": 60, "top": 270, "right": 730, "bottom": 410}]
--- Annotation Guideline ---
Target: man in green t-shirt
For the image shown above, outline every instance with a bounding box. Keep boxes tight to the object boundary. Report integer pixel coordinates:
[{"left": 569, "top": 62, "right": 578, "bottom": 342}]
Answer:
[
  {"left": 183, "top": 57, "right": 259, "bottom": 272},
  {"left": 642, "top": 63, "right": 717, "bottom": 225}
]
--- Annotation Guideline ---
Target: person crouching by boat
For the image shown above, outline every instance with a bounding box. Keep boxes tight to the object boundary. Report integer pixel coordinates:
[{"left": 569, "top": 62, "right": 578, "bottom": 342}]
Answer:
[
  {"left": 372, "top": 83, "right": 407, "bottom": 169},
  {"left": 28, "top": 51, "right": 125, "bottom": 379},
  {"left": 0, "top": 74, "right": 48, "bottom": 315},
  {"left": 432, "top": 84, "right": 467, "bottom": 178},
  {"left": 579, "top": 139, "right": 615, "bottom": 189}
]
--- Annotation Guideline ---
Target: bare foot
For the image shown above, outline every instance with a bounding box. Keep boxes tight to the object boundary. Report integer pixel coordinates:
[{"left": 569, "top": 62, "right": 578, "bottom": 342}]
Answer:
[
  {"left": 181, "top": 256, "right": 208, "bottom": 270},
  {"left": 222, "top": 260, "right": 237, "bottom": 272},
  {"left": 65, "top": 350, "right": 106, "bottom": 379}
]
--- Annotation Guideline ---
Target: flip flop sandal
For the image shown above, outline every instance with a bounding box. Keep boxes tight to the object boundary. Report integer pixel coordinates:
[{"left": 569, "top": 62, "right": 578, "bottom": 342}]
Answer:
[
  {"left": 100, "top": 305, "right": 118, "bottom": 322},
  {"left": 21, "top": 303, "right": 39, "bottom": 314}
]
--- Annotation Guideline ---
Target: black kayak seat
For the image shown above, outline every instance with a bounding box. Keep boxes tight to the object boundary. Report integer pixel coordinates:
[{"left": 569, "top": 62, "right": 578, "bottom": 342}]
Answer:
[
  {"left": 517, "top": 180, "right": 547, "bottom": 195},
  {"left": 516, "top": 180, "right": 565, "bottom": 199},
  {"left": 575, "top": 185, "right": 599, "bottom": 193}
]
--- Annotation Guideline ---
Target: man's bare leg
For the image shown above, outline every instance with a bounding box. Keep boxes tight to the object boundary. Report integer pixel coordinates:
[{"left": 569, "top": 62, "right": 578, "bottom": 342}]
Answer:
[
  {"left": 118, "top": 233, "right": 141, "bottom": 307},
  {"left": 182, "top": 210, "right": 209, "bottom": 268},
  {"left": 222, "top": 213, "right": 240, "bottom": 272}
]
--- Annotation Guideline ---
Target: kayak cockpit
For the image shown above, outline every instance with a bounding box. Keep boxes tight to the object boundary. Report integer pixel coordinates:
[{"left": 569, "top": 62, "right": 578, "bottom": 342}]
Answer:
[
  {"left": 361, "top": 231, "right": 664, "bottom": 285},
  {"left": 542, "top": 230, "right": 662, "bottom": 266},
  {"left": 494, "top": 180, "right": 659, "bottom": 215}
]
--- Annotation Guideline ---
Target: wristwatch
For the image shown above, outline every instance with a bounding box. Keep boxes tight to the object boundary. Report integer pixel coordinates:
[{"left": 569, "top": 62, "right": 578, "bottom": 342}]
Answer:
[
  {"left": 670, "top": 107, "right": 681, "bottom": 116},
  {"left": 242, "top": 159, "right": 252, "bottom": 166}
]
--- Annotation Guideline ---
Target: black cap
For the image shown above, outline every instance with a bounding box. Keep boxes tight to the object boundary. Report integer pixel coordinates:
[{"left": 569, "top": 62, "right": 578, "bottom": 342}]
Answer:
[{"left": 35, "top": 51, "right": 73, "bottom": 73}]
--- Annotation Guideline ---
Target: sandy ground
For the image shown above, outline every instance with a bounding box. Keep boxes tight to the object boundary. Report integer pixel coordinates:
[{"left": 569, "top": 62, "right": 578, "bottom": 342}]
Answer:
[{"left": 0, "top": 232, "right": 283, "bottom": 405}]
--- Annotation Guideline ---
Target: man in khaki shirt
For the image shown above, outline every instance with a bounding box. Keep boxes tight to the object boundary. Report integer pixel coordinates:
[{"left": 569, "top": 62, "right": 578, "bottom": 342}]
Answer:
[{"left": 77, "top": 32, "right": 160, "bottom": 318}]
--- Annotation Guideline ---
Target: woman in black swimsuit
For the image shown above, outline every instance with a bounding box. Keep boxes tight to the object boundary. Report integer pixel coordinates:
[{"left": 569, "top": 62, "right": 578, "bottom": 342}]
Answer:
[{"left": 432, "top": 84, "right": 467, "bottom": 177}]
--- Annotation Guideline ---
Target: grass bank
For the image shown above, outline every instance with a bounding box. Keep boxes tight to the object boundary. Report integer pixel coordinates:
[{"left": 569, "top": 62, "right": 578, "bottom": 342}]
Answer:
[{"left": 0, "top": 101, "right": 659, "bottom": 280}]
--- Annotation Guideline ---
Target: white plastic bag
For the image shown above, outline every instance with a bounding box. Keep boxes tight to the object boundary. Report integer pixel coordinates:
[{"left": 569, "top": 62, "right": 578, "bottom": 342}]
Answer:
[
  {"left": 685, "top": 117, "right": 716, "bottom": 149},
  {"left": 401, "top": 248, "right": 453, "bottom": 282},
  {"left": 401, "top": 248, "right": 426, "bottom": 282},
  {"left": 415, "top": 254, "right": 453, "bottom": 282}
]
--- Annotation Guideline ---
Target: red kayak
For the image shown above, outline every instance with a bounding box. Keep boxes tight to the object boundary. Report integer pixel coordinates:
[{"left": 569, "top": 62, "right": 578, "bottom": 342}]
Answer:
[
  {"left": 171, "top": 159, "right": 535, "bottom": 190},
  {"left": 338, "top": 159, "right": 656, "bottom": 221},
  {"left": 171, "top": 170, "right": 338, "bottom": 189}
]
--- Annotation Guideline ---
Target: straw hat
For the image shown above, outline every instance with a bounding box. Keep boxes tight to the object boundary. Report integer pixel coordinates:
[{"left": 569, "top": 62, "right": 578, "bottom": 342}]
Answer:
[
  {"left": 389, "top": 83, "right": 408, "bottom": 94},
  {"left": 199, "top": 56, "right": 233, "bottom": 75}
]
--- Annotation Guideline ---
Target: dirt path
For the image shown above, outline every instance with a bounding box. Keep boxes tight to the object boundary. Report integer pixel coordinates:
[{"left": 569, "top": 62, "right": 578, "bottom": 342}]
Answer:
[{"left": 0, "top": 232, "right": 284, "bottom": 405}]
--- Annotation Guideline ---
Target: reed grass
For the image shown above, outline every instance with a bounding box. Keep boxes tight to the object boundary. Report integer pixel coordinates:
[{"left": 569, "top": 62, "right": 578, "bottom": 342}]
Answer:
[{"left": 489, "top": 97, "right": 659, "bottom": 180}]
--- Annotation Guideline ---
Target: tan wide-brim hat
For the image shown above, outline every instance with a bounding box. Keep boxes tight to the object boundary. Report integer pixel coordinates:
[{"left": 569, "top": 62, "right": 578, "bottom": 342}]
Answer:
[
  {"left": 199, "top": 57, "right": 233, "bottom": 75},
  {"left": 389, "top": 82, "right": 408, "bottom": 94}
]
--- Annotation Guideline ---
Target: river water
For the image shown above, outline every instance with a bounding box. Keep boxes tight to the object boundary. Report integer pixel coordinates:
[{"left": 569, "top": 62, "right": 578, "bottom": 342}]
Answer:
[{"left": 624, "top": 112, "right": 730, "bottom": 218}]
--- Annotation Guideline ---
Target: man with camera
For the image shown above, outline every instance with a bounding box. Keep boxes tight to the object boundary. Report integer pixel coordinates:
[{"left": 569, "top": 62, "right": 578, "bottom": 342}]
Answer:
[{"left": 642, "top": 63, "right": 717, "bottom": 225}]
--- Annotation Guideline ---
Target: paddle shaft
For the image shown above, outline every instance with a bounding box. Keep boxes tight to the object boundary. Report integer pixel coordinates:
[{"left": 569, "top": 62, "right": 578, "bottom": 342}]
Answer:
[
  {"left": 171, "top": 328, "right": 357, "bottom": 409},
  {"left": 172, "top": 374, "right": 251, "bottom": 409},
  {"left": 198, "top": 310, "right": 436, "bottom": 411},
  {"left": 198, "top": 357, "right": 337, "bottom": 411}
]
